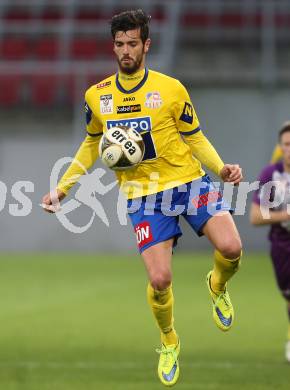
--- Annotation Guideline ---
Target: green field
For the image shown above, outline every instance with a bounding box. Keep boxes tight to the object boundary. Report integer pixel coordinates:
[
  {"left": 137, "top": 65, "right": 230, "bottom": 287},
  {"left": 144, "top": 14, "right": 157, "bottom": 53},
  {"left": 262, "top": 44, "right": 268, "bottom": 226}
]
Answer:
[{"left": 0, "top": 252, "right": 289, "bottom": 390}]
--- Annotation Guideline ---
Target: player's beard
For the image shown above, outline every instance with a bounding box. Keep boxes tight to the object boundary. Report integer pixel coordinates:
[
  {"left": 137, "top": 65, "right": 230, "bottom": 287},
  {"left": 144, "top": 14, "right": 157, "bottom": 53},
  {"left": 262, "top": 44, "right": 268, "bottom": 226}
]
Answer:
[{"left": 117, "top": 50, "right": 144, "bottom": 75}]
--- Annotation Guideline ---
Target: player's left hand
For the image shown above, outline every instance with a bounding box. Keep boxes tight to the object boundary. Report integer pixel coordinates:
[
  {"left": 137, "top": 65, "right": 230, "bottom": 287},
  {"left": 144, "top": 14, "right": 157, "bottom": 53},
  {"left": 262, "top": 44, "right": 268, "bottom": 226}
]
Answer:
[{"left": 220, "top": 164, "right": 243, "bottom": 185}]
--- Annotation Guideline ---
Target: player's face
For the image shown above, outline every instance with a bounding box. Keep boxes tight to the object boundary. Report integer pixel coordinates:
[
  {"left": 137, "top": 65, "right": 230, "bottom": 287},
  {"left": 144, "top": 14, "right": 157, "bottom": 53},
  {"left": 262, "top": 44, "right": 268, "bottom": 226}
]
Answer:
[
  {"left": 280, "top": 132, "right": 290, "bottom": 165},
  {"left": 113, "top": 29, "right": 150, "bottom": 74}
]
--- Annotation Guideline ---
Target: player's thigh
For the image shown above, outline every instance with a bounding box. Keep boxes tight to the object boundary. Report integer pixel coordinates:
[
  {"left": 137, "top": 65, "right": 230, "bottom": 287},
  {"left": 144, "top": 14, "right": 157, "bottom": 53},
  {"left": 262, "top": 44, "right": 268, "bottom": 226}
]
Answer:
[
  {"left": 141, "top": 238, "right": 174, "bottom": 290},
  {"left": 202, "top": 211, "right": 242, "bottom": 259}
]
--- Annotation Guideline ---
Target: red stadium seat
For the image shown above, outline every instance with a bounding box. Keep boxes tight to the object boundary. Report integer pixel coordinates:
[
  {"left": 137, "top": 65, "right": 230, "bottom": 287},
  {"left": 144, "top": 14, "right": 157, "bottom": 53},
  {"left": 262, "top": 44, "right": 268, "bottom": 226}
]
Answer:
[
  {"left": 151, "top": 9, "right": 166, "bottom": 21},
  {"left": 182, "top": 11, "right": 265, "bottom": 29},
  {"left": 70, "top": 38, "right": 99, "bottom": 60},
  {"left": 4, "top": 9, "right": 32, "bottom": 22},
  {"left": 33, "top": 38, "right": 59, "bottom": 60},
  {"left": 275, "top": 14, "right": 290, "bottom": 27},
  {"left": 253, "top": 13, "right": 263, "bottom": 27},
  {"left": 1, "top": 38, "right": 30, "bottom": 60},
  {"left": 182, "top": 13, "right": 214, "bottom": 27},
  {"left": 219, "top": 13, "right": 245, "bottom": 28},
  {"left": 0, "top": 75, "right": 22, "bottom": 106},
  {"left": 75, "top": 10, "right": 105, "bottom": 21},
  {"left": 100, "top": 39, "right": 114, "bottom": 57},
  {"left": 30, "top": 75, "right": 59, "bottom": 106},
  {"left": 41, "top": 9, "right": 64, "bottom": 22}
]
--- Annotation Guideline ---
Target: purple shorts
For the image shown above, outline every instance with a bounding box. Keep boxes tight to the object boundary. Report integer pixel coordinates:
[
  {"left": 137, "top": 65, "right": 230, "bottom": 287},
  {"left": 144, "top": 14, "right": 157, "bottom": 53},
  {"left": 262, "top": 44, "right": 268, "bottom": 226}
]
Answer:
[{"left": 270, "top": 241, "right": 290, "bottom": 301}]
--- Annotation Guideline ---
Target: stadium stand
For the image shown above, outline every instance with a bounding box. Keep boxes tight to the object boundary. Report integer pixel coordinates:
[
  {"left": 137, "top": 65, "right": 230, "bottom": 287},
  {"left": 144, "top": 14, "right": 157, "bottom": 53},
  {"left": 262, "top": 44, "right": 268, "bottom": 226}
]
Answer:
[
  {"left": 0, "top": 0, "right": 289, "bottom": 107},
  {"left": 33, "top": 38, "right": 60, "bottom": 61}
]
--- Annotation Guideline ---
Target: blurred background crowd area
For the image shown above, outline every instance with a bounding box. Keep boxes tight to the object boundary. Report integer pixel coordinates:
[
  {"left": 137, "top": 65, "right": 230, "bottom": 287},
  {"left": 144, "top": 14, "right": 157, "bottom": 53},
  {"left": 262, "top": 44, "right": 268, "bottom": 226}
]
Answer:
[
  {"left": 1, "top": 0, "right": 289, "bottom": 251},
  {"left": 0, "top": 0, "right": 289, "bottom": 108}
]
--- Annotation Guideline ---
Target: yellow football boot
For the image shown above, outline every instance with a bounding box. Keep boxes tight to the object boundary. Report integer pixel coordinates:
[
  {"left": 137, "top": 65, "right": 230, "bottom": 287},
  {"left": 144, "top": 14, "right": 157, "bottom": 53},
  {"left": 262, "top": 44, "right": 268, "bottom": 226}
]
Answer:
[
  {"left": 156, "top": 338, "right": 180, "bottom": 386},
  {"left": 206, "top": 271, "right": 234, "bottom": 331}
]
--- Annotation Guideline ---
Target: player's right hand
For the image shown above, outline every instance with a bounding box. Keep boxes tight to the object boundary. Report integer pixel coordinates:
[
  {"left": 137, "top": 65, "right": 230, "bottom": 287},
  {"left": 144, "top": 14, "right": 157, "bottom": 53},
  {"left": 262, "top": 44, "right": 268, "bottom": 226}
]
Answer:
[{"left": 41, "top": 189, "right": 66, "bottom": 214}]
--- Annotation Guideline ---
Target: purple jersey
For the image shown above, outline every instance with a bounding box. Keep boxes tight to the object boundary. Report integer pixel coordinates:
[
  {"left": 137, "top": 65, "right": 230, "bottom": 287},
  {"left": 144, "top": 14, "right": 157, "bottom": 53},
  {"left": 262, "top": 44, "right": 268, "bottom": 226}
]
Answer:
[
  {"left": 253, "top": 161, "right": 290, "bottom": 299},
  {"left": 253, "top": 161, "right": 290, "bottom": 244}
]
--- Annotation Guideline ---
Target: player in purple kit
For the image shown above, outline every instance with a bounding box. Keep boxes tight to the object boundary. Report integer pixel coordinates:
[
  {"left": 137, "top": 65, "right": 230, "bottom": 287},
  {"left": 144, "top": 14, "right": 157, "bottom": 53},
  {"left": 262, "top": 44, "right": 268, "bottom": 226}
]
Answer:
[{"left": 250, "top": 121, "right": 290, "bottom": 362}]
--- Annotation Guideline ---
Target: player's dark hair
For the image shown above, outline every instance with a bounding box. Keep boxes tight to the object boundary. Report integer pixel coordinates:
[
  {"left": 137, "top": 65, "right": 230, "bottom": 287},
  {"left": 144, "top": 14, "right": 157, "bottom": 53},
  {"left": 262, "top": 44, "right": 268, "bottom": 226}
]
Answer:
[
  {"left": 110, "top": 9, "right": 151, "bottom": 44},
  {"left": 279, "top": 121, "right": 290, "bottom": 141}
]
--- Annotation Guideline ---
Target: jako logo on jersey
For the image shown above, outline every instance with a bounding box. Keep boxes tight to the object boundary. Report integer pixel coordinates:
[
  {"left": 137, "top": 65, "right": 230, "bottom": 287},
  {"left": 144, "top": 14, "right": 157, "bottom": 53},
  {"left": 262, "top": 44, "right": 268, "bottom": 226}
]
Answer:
[
  {"left": 123, "top": 97, "right": 135, "bottom": 102},
  {"left": 107, "top": 116, "right": 152, "bottom": 133},
  {"left": 117, "top": 105, "right": 141, "bottom": 114},
  {"left": 135, "top": 221, "right": 153, "bottom": 248}
]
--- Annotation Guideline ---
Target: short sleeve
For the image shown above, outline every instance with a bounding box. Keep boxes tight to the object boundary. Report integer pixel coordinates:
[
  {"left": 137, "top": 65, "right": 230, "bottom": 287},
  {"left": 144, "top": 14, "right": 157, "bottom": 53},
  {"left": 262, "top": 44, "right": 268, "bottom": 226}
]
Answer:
[
  {"left": 173, "top": 81, "right": 200, "bottom": 136},
  {"left": 252, "top": 166, "right": 273, "bottom": 205},
  {"left": 84, "top": 90, "right": 103, "bottom": 137}
]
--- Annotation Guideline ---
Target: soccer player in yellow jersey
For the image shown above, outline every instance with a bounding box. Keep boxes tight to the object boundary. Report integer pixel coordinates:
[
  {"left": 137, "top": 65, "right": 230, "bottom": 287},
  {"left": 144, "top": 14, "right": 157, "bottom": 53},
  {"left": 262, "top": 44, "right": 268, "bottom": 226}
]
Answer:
[{"left": 42, "top": 10, "right": 243, "bottom": 386}]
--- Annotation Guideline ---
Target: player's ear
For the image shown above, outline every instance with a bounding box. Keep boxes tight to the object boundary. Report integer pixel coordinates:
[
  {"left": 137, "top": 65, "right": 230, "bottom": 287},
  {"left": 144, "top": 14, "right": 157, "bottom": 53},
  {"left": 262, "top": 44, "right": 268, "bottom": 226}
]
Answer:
[{"left": 144, "top": 38, "right": 151, "bottom": 53}]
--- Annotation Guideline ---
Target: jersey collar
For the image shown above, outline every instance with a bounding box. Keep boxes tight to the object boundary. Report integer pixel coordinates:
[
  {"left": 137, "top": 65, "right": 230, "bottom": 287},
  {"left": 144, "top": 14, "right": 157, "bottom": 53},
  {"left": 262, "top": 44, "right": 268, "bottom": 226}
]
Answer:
[{"left": 115, "top": 68, "right": 149, "bottom": 94}]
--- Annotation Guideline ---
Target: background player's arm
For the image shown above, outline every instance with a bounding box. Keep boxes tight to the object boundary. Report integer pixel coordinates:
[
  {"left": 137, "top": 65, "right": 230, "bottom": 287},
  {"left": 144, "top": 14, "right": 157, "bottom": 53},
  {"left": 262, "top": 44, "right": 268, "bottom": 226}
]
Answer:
[
  {"left": 174, "top": 82, "right": 242, "bottom": 184},
  {"left": 250, "top": 165, "right": 290, "bottom": 225},
  {"left": 250, "top": 202, "right": 290, "bottom": 225}
]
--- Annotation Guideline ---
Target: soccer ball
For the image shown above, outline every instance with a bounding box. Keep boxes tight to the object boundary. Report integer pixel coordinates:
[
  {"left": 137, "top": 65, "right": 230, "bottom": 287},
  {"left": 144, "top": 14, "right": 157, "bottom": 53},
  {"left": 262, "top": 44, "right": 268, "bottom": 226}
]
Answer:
[{"left": 99, "top": 126, "right": 145, "bottom": 170}]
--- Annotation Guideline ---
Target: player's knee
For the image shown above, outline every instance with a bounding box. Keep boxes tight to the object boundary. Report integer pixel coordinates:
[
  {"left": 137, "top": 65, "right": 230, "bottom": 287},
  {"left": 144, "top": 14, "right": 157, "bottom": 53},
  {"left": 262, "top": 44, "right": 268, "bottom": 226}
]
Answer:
[
  {"left": 217, "top": 237, "right": 242, "bottom": 260},
  {"left": 150, "top": 271, "right": 172, "bottom": 291}
]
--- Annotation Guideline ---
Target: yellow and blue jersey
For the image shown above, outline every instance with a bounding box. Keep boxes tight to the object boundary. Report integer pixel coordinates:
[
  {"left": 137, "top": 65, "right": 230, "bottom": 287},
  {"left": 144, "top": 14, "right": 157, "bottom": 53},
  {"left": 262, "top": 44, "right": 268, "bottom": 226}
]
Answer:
[
  {"left": 57, "top": 67, "right": 228, "bottom": 251},
  {"left": 84, "top": 68, "right": 205, "bottom": 198}
]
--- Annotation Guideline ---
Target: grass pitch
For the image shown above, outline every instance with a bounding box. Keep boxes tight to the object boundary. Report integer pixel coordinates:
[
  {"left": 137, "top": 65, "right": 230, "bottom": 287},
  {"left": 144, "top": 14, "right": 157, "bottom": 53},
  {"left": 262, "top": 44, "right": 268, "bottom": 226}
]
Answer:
[{"left": 0, "top": 252, "right": 289, "bottom": 389}]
